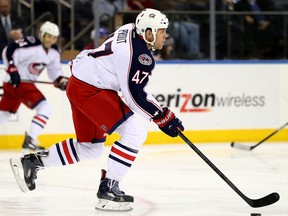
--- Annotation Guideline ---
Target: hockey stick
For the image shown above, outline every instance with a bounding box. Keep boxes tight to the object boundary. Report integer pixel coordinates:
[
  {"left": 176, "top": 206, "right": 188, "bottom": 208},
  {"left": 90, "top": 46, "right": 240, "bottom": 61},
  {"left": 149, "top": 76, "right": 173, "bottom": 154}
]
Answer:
[
  {"left": 0, "top": 80, "right": 56, "bottom": 95},
  {"left": 21, "top": 79, "right": 55, "bottom": 85},
  {"left": 0, "top": 80, "right": 65, "bottom": 92},
  {"left": 0, "top": 80, "right": 56, "bottom": 91},
  {"left": 1, "top": 80, "right": 57, "bottom": 89},
  {"left": 178, "top": 130, "right": 280, "bottom": 208},
  {"left": 1, "top": 68, "right": 56, "bottom": 85},
  {"left": 231, "top": 122, "right": 288, "bottom": 151}
]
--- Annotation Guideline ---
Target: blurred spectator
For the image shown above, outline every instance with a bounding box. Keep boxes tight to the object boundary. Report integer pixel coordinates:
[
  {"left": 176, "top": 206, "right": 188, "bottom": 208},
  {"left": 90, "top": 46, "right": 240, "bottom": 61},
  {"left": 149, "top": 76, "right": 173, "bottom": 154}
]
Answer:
[
  {"left": 177, "top": 0, "right": 209, "bottom": 11},
  {"left": 273, "top": 0, "right": 288, "bottom": 10},
  {"left": 83, "top": 27, "right": 110, "bottom": 50},
  {"left": 127, "top": 0, "right": 152, "bottom": 10},
  {"left": 216, "top": 0, "right": 237, "bottom": 11},
  {"left": 124, "top": 0, "right": 153, "bottom": 25},
  {"left": 73, "top": 1, "right": 94, "bottom": 49},
  {"left": 0, "top": 0, "right": 25, "bottom": 59},
  {"left": 153, "top": 34, "right": 175, "bottom": 60},
  {"left": 170, "top": 21, "right": 201, "bottom": 59},
  {"left": 216, "top": 0, "right": 244, "bottom": 59},
  {"left": 153, "top": 0, "right": 202, "bottom": 59},
  {"left": 8, "top": 28, "right": 23, "bottom": 40},
  {"left": 93, "top": 0, "right": 126, "bottom": 27},
  {"left": 234, "top": 0, "right": 283, "bottom": 59}
]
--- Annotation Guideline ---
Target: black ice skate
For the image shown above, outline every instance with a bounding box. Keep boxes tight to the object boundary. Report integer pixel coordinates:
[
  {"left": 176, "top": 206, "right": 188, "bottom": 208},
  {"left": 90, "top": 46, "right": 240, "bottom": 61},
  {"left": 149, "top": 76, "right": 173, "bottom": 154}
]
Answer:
[
  {"left": 95, "top": 169, "right": 134, "bottom": 212},
  {"left": 22, "top": 132, "right": 45, "bottom": 154},
  {"left": 9, "top": 151, "right": 47, "bottom": 192}
]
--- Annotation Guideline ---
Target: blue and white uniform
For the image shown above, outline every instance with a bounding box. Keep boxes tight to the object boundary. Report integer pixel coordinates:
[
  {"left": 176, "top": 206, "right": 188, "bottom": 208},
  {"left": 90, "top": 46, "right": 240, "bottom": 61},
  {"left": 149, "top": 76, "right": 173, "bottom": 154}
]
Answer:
[
  {"left": 42, "top": 23, "right": 163, "bottom": 182},
  {"left": 0, "top": 35, "right": 63, "bottom": 145},
  {"left": 71, "top": 23, "right": 163, "bottom": 120},
  {"left": 2, "top": 36, "right": 62, "bottom": 82}
]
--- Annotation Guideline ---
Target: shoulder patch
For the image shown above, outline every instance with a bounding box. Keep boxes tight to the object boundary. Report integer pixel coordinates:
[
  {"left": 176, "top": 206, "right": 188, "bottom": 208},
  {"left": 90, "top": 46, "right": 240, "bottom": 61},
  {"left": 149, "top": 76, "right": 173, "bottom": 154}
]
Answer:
[
  {"left": 23, "top": 36, "right": 41, "bottom": 46},
  {"left": 26, "top": 36, "right": 37, "bottom": 44},
  {"left": 138, "top": 54, "right": 152, "bottom": 66}
]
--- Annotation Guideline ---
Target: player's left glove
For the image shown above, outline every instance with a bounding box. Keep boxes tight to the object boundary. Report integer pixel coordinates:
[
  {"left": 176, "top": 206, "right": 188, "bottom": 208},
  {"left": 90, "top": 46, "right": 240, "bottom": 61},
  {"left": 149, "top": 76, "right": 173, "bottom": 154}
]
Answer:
[
  {"left": 153, "top": 107, "right": 184, "bottom": 137},
  {"left": 54, "top": 76, "right": 69, "bottom": 90},
  {"left": 7, "top": 64, "right": 20, "bottom": 88}
]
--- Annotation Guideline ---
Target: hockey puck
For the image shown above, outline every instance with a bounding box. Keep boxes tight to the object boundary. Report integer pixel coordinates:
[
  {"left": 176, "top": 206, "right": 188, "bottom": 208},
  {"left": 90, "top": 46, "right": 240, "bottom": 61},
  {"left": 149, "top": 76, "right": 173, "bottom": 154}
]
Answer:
[{"left": 251, "top": 213, "right": 261, "bottom": 216}]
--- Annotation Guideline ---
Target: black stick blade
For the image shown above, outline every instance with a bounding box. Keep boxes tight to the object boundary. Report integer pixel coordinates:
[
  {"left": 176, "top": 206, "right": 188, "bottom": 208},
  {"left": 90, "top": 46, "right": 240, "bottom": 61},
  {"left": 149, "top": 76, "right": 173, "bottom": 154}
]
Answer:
[
  {"left": 231, "top": 142, "right": 252, "bottom": 151},
  {"left": 248, "top": 192, "right": 280, "bottom": 208}
]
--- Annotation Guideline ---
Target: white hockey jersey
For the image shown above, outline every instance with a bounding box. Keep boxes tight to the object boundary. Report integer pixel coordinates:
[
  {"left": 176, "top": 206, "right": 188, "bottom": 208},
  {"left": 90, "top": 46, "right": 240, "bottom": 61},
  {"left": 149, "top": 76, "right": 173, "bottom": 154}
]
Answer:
[
  {"left": 71, "top": 23, "right": 163, "bottom": 121},
  {"left": 2, "top": 36, "right": 62, "bottom": 82}
]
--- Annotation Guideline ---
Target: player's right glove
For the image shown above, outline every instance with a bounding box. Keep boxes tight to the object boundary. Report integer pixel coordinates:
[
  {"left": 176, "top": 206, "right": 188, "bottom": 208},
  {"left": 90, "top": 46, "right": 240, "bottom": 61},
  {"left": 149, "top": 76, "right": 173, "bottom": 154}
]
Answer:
[
  {"left": 7, "top": 64, "right": 20, "bottom": 88},
  {"left": 153, "top": 107, "right": 184, "bottom": 137},
  {"left": 54, "top": 76, "right": 69, "bottom": 90}
]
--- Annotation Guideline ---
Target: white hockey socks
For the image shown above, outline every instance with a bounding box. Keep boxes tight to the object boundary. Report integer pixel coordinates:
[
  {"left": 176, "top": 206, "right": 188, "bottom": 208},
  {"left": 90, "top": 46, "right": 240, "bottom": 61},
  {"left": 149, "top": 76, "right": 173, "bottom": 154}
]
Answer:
[
  {"left": 41, "top": 138, "right": 80, "bottom": 167},
  {"left": 28, "top": 100, "right": 52, "bottom": 141},
  {"left": 0, "top": 110, "right": 11, "bottom": 124},
  {"left": 41, "top": 139, "right": 104, "bottom": 167},
  {"left": 107, "top": 141, "right": 139, "bottom": 181}
]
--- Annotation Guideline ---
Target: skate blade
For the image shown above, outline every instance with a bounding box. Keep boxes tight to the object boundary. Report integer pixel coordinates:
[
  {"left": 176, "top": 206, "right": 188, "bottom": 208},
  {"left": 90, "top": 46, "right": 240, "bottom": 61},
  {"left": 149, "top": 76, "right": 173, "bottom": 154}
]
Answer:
[
  {"left": 21, "top": 148, "right": 40, "bottom": 156},
  {"left": 95, "top": 199, "right": 133, "bottom": 212},
  {"left": 22, "top": 149, "right": 31, "bottom": 156},
  {"left": 9, "top": 158, "right": 29, "bottom": 193}
]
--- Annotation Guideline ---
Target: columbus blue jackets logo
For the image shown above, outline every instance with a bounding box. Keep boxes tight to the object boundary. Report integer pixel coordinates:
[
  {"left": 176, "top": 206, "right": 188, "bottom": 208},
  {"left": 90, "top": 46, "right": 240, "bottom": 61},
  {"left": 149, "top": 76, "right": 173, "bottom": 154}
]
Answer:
[
  {"left": 138, "top": 54, "right": 152, "bottom": 65},
  {"left": 28, "top": 63, "right": 47, "bottom": 75}
]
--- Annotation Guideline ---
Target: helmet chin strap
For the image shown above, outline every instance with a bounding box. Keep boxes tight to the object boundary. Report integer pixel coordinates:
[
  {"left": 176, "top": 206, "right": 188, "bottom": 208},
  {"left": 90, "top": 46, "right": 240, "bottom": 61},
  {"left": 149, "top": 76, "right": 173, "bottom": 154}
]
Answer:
[{"left": 143, "top": 33, "right": 156, "bottom": 51}]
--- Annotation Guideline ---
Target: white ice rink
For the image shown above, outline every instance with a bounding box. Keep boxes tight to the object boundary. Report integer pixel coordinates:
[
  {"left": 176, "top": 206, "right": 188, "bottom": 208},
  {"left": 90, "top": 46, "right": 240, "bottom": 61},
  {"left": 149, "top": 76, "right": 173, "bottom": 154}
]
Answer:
[{"left": 0, "top": 142, "right": 287, "bottom": 216}]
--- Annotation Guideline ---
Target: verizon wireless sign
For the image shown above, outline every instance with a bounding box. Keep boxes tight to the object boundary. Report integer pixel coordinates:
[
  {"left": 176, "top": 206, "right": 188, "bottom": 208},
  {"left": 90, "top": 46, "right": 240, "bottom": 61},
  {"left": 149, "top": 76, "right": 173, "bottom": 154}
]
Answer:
[{"left": 154, "top": 89, "right": 266, "bottom": 112}]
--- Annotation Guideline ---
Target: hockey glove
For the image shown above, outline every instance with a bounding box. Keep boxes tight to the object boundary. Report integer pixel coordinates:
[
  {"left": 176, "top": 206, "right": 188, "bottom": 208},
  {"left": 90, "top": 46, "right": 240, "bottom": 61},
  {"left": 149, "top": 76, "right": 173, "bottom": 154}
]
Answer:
[
  {"left": 153, "top": 107, "right": 184, "bottom": 137},
  {"left": 7, "top": 64, "right": 20, "bottom": 88},
  {"left": 54, "top": 76, "right": 69, "bottom": 90}
]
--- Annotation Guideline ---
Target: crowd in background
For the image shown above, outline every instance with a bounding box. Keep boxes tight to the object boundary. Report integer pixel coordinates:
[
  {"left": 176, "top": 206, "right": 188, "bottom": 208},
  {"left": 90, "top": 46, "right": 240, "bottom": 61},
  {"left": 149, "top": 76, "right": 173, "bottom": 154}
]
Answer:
[{"left": 1, "top": 0, "right": 288, "bottom": 60}]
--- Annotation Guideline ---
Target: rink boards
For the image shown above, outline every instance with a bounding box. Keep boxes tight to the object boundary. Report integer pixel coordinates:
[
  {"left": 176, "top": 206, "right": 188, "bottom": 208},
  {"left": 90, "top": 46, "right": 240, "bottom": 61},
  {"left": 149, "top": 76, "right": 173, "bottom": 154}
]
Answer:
[{"left": 1, "top": 61, "right": 288, "bottom": 149}]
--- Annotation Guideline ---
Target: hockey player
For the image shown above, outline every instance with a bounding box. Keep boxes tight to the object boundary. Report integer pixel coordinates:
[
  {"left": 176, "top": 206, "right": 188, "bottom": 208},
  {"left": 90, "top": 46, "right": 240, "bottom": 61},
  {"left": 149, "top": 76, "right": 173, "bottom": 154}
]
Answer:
[
  {"left": 0, "top": 21, "right": 69, "bottom": 153},
  {"left": 10, "top": 9, "right": 184, "bottom": 211}
]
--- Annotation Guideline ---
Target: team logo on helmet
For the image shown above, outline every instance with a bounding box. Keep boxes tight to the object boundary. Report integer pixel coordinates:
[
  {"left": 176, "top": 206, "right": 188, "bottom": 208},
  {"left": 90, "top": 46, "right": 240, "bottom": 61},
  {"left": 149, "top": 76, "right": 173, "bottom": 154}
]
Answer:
[
  {"left": 149, "top": 13, "right": 156, "bottom": 18},
  {"left": 138, "top": 54, "right": 152, "bottom": 65}
]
